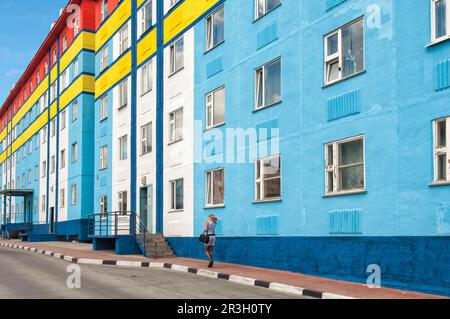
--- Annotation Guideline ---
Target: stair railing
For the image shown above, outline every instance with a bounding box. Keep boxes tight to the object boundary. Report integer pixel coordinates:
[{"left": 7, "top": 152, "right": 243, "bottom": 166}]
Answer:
[{"left": 134, "top": 212, "right": 159, "bottom": 260}]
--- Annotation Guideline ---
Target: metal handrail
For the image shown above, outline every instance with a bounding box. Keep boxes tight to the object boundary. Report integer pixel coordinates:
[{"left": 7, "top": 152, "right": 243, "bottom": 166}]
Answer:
[
  {"left": 134, "top": 212, "right": 157, "bottom": 259},
  {"left": 88, "top": 211, "right": 135, "bottom": 237}
]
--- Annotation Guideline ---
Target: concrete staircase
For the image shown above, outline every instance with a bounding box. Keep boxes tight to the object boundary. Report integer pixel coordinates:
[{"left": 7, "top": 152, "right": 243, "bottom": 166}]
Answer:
[{"left": 136, "top": 233, "right": 175, "bottom": 258}]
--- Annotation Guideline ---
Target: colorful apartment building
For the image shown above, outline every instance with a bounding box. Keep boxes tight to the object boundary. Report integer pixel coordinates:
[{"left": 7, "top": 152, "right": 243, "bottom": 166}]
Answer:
[{"left": 0, "top": 0, "right": 449, "bottom": 295}]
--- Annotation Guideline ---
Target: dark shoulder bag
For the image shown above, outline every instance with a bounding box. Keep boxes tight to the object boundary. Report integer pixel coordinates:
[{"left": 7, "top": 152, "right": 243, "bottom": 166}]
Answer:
[{"left": 199, "top": 232, "right": 210, "bottom": 244}]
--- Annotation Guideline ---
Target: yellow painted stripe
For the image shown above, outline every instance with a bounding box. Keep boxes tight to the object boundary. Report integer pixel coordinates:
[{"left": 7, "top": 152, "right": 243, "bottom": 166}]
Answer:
[
  {"left": 95, "top": 51, "right": 132, "bottom": 99},
  {"left": 60, "top": 74, "right": 95, "bottom": 111},
  {"left": 0, "top": 126, "right": 7, "bottom": 142},
  {"left": 137, "top": 0, "right": 145, "bottom": 7},
  {"left": 60, "top": 31, "right": 96, "bottom": 72},
  {"left": 50, "top": 102, "right": 58, "bottom": 119},
  {"left": 137, "top": 28, "right": 157, "bottom": 66},
  {"left": 50, "top": 65, "right": 58, "bottom": 84},
  {"left": 11, "top": 75, "right": 49, "bottom": 128},
  {"left": 164, "top": 0, "right": 219, "bottom": 44},
  {"left": 96, "top": 0, "right": 131, "bottom": 52}
]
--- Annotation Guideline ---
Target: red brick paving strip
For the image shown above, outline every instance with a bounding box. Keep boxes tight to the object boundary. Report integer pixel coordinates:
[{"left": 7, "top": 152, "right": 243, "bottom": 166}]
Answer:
[{"left": 0, "top": 239, "right": 445, "bottom": 299}]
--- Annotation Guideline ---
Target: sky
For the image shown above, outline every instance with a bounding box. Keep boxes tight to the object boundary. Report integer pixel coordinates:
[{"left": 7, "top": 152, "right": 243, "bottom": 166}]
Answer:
[{"left": 0, "top": 0, "right": 69, "bottom": 105}]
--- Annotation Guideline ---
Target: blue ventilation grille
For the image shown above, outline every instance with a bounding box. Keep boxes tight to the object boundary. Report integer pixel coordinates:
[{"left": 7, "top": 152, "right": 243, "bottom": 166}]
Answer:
[
  {"left": 257, "top": 215, "right": 279, "bottom": 235},
  {"left": 327, "top": 89, "right": 360, "bottom": 121},
  {"left": 257, "top": 23, "right": 278, "bottom": 50},
  {"left": 206, "top": 57, "right": 223, "bottom": 78},
  {"left": 329, "top": 209, "right": 362, "bottom": 234},
  {"left": 435, "top": 59, "right": 450, "bottom": 91},
  {"left": 326, "top": 0, "right": 349, "bottom": 11}
]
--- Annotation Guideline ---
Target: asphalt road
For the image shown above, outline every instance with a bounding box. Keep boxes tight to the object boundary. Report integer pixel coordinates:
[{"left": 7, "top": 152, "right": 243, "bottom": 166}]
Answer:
[{"left": 0, "top": 246, "right": 306, "bottom": 299}]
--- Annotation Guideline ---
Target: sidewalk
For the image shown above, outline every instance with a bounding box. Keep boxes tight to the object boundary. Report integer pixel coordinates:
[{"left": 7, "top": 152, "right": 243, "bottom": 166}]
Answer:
[{"left": 0, "top": 239, "right": 446, "bottom": 299}]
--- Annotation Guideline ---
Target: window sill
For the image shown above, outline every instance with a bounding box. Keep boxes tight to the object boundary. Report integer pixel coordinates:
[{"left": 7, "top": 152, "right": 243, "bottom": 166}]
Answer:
[
  {"left": 168, "top": 209, "right": 184, "bottom": 214},
  {"left": 322, "top": 70, "right": 366, "bottom": 89},
  {"left": 140, "top": 88, "right": 153, "bottom": 98},
  {"left": 429, "top": 181, "right": 450, "bottom": 187},
  {"left": 253, "top": 198, "right": 282, "bottom": 204},
  {"left": 168, "top": 139, "right": 183, "bottom": 146},
  {"left": 323, "top": 189, "right": 367, "bottom": 198},
  {"left": 205, "top": 205, "right": 225, "bottom": 209},
  {"left": 168, "top": 67, "right": 185, "bottom": 78},
  {"left": 253, "top": 100, "right": 282, "bottom": 113},
  {"left": 204, "top": 41, "right": 225, "bottom": 55},
  {"left": 205, "top": 122, "right": 225, "bottom": 131},
  {"left": 117, "top": 104, "right": 128, "bottom": 111},
  {"left": 426, "top": 35, "right": 450, "bottom": 48}
]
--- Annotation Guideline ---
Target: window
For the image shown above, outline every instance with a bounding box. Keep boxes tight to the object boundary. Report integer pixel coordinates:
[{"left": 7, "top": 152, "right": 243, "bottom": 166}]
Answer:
[
  {"left": 100, "top": 195, "right": 108, "bottom": 217},
  {"left": 42, "top": 126, "right": 47, "bottom": 144},
  {"left": 71, "top": 184, "right": 77, "bottom": 205},
  {"left": 60, "top": 110, "right": 66, "bottom": 131},
  {"left": 73, "top": 58, "right": 79, "bottom": 78},
  {"left": 324, "top": 18, "right": 364, "bottom": 85},
  {"left": 325, "top": 136, "right": 365, "bottom": 195},
  {"left": 50, "top": 82, "right": 57, "bottom": 102},
  {"left": 119, "top": 135, "right": 128, "bottom": 161},
  {"left": 60, "top": 149, "right": 66, "bottom": 169},
  {"left": 73, "top": 16, "right": 80, "bottom": 36},
  {"left": 62, "top": 34, "right": 67, "bottom": 52},
  {"left": 141, "top": 0, "right": 153, "bottom": 35},
  {"left": 119, "top": 24, "right": 129, "bottom": 55},
  {"left": 28, "top": 169, "right": 31, "bottom": 184},
  {"left": 59, "top": 189, "right": 65, "bottom": 208},
  {"left": 206, "top": 87, "right": 225, "bottom": 129},
  {"left": 255, "top": 0, "right": 281, "bottom": 19},
  {"left": 42, "top": 161, "right": 47, "bottom": 178},
  {"left": 100, "top": 45, "right": 109, "bottom": 72},
  {"left": 100, "top": 95, "right": 108, "bottom": 120},
  {"left": 71, "top": 142, "right": 78, "bottom": 163},
  {"left": 169, "top": 108, "right": 183, "bottom": 143},
  {"left": 170, "top": 0, "right": 181, "bottom": 9},
  {"left": 53, "top": 48, "right": 57, "bottom": 65},
  {"left": 118, "top": 191, "right": 127, "bottom": 212},
  {"left": 119, "top": 79, "right": 128, "bottom": 109},
  {"left": 35, "top": 165, "right": 39, "bottom": 180},
  {"left": 141, "top": 122, "right": 152, "bottom": 155},
  {"left": 61, "top": 69, "right": 69, "bottom": 91},
  {"left": 17, "top": 176, "right": 20, "bottom": 189},
  {"left": 72, "top": 100, "right": 78, "bottom": 121},
  {"left": 255, "top": 57, "right": 281, "bottom": 110},
  {"left": 141, "top": 61, "right": 153, "bottom": 95},
  {"left": 100, "top": 145, "right": 108, "bottom": 169},
  {"left": 41, "top": 195, "right": 46, "bottom": 212},
  {"left": 44, "top": 61, "right": 49, "bottom": 74},
  {"left": 170, "top": 179, "right": 184, "bottom": 211},
  {"left": 433, "top": 117, "right": 450, "bottom": 183},
  {"left": 101, "top": 0, "right": 108, "bottom": 22},
  {"left": 206, "top": 168, "right": 224, "bottom": 207},
  {"left": 37, "top": 71, "right": 41, "bottom": 84},
  {"left": 51, "top": 119, "right": 56, "bottom": 137},
  {"left": 50, "top": 155, "right": 55, "bottom": 174},
  {"left": 255, "top": 154, "right": 281, "bottom": 201},
  {"left": 169, "top": 37, "right": 184, "bottom": 74},
  {"left": 432, "top": 0, "right": 450, "bottom": 41},
  {"left": 206, "top": 6, "right": 224, "bottom": 51}
]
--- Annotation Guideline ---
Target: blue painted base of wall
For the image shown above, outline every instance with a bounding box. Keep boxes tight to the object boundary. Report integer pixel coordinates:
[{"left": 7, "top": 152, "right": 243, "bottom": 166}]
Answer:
[
  {"left": 167, "top": 236, "right": 450, "bottom": 297},
  {"left": 27, "top": 234, "right": 58, "bottom": 242},
  {"left": 56, "top": 219, "right": 90, "bottom": 241},
  {"left": 93, "top": 236, "right": 141, "bottom": 255}
]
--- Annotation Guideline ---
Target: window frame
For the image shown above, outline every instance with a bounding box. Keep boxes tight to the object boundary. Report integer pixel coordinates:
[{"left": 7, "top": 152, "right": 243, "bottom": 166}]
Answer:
[
  {"left": 254, "top": 0, "right": 282, "bottom": 20},
  {"left": 100, "top": 95, "right": 108, "bottom": 121},
  {"left": 325, "top": 135, "right": 366, "bottom": 196},
  {"left": 118, "top": 191, "right": 128, "bottom": 212},
  {"left": 119, "top": 24, "right": 129, "bottom": 55},
  {"left": 100, "top": 145, "right": 108, "bottom": 170},
  {"left": 205, "top": 168, "right": 225, "bottom": 208},
  {"left": 254, "top": 57, "right": 282, "bottom": 111},
  {"left": 206, "top": 86, "right": 225, "bottom": 129},
  {"left": 71, "top": 184, "right": 77, "bottom": 205},
  {"left": 100, "top": 195, "right": 108, "bottom": 218},
  {"left": 323, "top": 17, "right": 365, "bottom": 86},
  {"left": 169, "top": 37, "right": 184, "bottom": 75},
  {"left": 169, "top": 178, "right": 184, "bottom": 212},
  {"left": 431, "top": 0, "right": 450, "bottom": 43},
  {"left": 119, "top": 135, "right": 128, "bottom": 161},
  {"left": 432, "top": 117, "right": 450, "bottom": 184},
  {"left": 254, "top": 154, "right": 282, "bottom": 202},
  {"left": 141, "top": 60, "right": 153, "bottom": 95},
  {"left": 140, "top": 122, "right": 152, "bottom": 155},
  {"left": 168, "top": 107, "right": 183, "bottom": 144},
  {"left": 206, "top": 5, "right": 225, "bottom": 52},
  {"left": 118, "top": 79, "right": 128, "bottom": 109}
]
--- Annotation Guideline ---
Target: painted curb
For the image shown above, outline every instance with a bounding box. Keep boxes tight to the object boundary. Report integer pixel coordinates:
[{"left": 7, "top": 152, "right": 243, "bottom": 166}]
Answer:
[{"left": 0, "top": 241, "right": 355, "bottom": 299}]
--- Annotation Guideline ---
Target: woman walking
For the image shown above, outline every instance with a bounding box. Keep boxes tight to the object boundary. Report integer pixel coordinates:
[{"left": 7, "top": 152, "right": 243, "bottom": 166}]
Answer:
[{"left": 204, "top": 214, "right": 217, "bottom": 268}]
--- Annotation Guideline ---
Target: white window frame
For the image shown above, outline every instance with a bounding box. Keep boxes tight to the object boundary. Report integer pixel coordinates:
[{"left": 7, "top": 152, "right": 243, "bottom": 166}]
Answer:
[
  {"left": 141, "top": 0, "right": 153, "bottom": 35},
  {"left": 431, "top": 0, "right": 450, "bottom": 42},
  {"left": 169, "top": 37, "right": 184, "bottom": 75},
  {"left": 41, "top": 195, "right": 46, "bottom": 212},
  {"left": 324, "top": 17, "right": 365, "bottom": 85},
  {"left": 72, "top": 142, "right": 78, "bottom": 163},
  {"left": 205, "top": 168, "right": 225, "bottom": 207},
  {"left": 100, "top": 145, "right": 108, "bottom": 170},
  {"left": 206, "top": 6, "right": 225, "bottom": 51},
  {"left": 118, "top": 79, "right": 128, "bottom": 109},
  {"left": 60, "top": 149, "right": 66, "bottom": 169},
  {"left": 169, "top": 178, "right": 184, "bottom": 211},
  {"left": 100, "top": 195, "right": 108, "bottom": 218},
  {"left": 433, "top": 117, "right": 450, "bottom": 183},
  {"left": 60, "top": 109, "right": 66, "bottom": 131},
  {"left": 206, "top": 87, "right": 225, "bottom": 129},
  {"left": 255, "top": 57, "right": 282, "bottom": 110},
  {"left": 254, "top": 154, "right": 282, "bottom": 202},
  {"left": 100, "top": 95, "right": 108, "bottom": 120},
  {"left": 59, "top": 188, "right": 65, "bottom": 208},
  {"left": 325, "top": 135, "right": 366, "bottom": 195},
  {"left": 118, "top": 191, "right": 128, "bottom": 212},
  {"left": 74, "top": 16, "right": 80, "bottom": 36},
  {"left": 141, "top": 60, "right": 153, "bottom": 95},
  {"left": 73, "top": 58, "right": 79, "bottom": 78},
  {"left": 255, "top": 0, "right": 281, "bottom": 20},
  {"left": 100, "top": 45, "right": 109, "bottom": 72},
  {"left": 119, "top": 24, "right": 129, "bottom": 55},
  {"left": 71, "top": 184, "right": 77, "bottom": 205},
  {"left": 62, "top": 34, "right": 67, "bottom": 52},
  {"left": 42, "top": 161, "right": 47, "bottom": 178},
  {"left": 101, "top": 0, "right": 108, "bottom": 22},
  {"left": 141, "top": 122, "right": 152, "bottom": 155},
  {"left": 119, "top": 135, "right": 128, "bottom": 161},
  {"left": 72, "top": 100, "right": 78, "bottom": 121},
  {"left": 168, "top": 108, "right": 183, "bottom": 144}
]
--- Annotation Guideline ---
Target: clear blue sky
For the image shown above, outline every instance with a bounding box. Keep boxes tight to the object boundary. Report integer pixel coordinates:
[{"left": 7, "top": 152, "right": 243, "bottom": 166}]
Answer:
[{"left": 0, "top": 0, "right": 69, "bottom": 105}]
